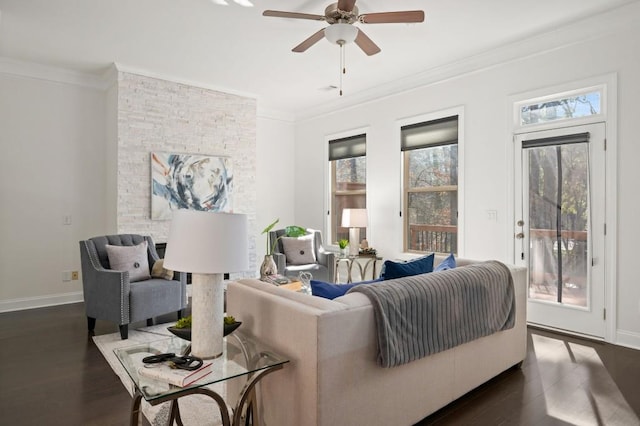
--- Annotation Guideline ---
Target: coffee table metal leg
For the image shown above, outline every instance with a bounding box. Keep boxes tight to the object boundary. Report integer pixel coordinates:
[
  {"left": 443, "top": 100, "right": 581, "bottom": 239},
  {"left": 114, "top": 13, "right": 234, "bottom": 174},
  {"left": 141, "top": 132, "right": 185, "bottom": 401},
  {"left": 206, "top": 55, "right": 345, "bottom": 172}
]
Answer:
[
  {"left": 233, "top": 364, "right": 284, "bottom": 426},
  {"left": 189, "top": 388, "right": 232, "bottom": 426},
  {"left": 130, "top": 391, "right": 143, "bottom": 426},
  {"left": 130, "top": 388, "right": 231, "bottom": 426},
  {"left": 169, "top": 399, "right": 184, "bottom": 426}
]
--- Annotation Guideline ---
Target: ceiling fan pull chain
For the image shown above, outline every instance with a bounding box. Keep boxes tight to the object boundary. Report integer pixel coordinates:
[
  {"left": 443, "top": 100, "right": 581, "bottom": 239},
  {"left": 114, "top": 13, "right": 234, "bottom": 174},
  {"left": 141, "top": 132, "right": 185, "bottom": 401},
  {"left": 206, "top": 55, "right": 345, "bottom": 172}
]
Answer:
[
  {"left": 343, "top": 41, "right": 347, "bottom": 76},
  {"left": 339, "top": 42, "right": 344, "bottom": 96}
]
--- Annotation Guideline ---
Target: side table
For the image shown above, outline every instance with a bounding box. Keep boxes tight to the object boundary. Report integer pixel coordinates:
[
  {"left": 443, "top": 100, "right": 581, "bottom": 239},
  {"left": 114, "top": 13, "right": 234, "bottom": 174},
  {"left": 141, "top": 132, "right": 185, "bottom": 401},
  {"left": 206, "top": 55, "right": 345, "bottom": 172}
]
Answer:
[
  {"left": 115, "top": 331, "right": 288, "bottom": 426},
  {"left": 335, "top": 255, "right": 383, "bottom": 283}
]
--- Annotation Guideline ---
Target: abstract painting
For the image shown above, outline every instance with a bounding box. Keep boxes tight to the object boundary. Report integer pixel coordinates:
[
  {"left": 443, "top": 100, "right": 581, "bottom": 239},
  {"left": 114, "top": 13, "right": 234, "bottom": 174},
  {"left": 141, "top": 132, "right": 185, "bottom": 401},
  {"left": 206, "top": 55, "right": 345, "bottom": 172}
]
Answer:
[{"left": 151, "top": 152, "right": 233, "bottom": 220}]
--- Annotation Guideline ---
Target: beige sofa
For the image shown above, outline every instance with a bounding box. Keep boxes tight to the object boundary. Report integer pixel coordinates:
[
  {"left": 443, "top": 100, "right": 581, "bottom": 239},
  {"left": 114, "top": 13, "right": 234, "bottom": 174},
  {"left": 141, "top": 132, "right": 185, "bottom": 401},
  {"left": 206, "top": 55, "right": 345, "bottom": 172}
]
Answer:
[{"left": 226, "top": 257, "right": 527, "bottom": 426}]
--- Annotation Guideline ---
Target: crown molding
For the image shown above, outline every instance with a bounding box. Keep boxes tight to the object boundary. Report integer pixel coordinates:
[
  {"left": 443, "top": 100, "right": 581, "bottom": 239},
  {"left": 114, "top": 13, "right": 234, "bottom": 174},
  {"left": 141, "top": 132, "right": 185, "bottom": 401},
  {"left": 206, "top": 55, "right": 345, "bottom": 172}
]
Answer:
[
  {"left": 257, "top": 105, "right": 295, "bottom": 123},
  {"left": 0, "top": 56, "right": 107, "bottom": 89},
  {"left": 111, "top": 63, "right": 297, "bottom": 120},
  {"left": 113, "top": 62, "right": 258, "bottom": 101},
  {"left": 294, "top": 1, "right": 640, "bottom": 122},
  {"left": 101, "top": 63, "right": 119, "bottom": 89}
]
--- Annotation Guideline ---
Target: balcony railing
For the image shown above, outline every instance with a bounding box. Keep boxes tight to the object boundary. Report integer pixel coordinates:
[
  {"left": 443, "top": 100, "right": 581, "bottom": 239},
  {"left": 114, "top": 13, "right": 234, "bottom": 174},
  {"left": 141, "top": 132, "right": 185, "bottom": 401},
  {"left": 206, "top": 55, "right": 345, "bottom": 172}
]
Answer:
[
  {"left": 407, "top": 226, "right": 586, "bottom": 258},
  {"left": 408, "top": 224, "right": 457, "bottom": 254}
]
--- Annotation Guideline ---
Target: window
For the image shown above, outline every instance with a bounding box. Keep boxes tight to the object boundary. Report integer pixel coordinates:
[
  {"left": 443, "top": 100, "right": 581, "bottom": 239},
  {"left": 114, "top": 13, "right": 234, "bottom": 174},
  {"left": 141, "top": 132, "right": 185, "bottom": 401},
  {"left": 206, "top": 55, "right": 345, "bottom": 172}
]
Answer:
[
  {"left": 402, "top": 116, "right": 458, "bottom": 254},
  {"left": 329, "top": 134, "right": 366, "bottom": 245},
  {"left": 519, "top": 89, "right": 602, "bottom": 126}
]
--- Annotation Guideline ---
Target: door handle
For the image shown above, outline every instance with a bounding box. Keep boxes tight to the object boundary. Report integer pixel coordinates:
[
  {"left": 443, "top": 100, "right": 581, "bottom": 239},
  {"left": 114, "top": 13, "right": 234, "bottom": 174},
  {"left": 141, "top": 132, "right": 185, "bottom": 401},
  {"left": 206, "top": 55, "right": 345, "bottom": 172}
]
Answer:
[{"left": 515, "top": 232, "right": 525, "bottom": 239}]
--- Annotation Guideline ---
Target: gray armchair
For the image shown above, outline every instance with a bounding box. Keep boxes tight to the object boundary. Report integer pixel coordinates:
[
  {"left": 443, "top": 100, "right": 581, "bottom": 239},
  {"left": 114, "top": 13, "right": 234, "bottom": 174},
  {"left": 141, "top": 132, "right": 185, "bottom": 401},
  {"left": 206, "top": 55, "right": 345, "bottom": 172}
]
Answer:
[
  {"left": 79, "top": 234, "right": 187, "bottom": 339},
  {"left": 269, "top": 229, "right": 336, "bottom": 282}
]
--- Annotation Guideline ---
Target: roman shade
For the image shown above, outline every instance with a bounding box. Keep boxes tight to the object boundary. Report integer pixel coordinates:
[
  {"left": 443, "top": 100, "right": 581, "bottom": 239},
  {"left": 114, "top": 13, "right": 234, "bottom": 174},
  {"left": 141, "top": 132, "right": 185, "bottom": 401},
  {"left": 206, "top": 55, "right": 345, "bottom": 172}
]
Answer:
[
  {"left": 401, "top": 115, "right": 458, "bottom": 151},
  {"left": 522, "top": 132, "right": 590, "bottom": 149},
  {"left": 329, "top": 134, "right": 366, "bottom": 161}
]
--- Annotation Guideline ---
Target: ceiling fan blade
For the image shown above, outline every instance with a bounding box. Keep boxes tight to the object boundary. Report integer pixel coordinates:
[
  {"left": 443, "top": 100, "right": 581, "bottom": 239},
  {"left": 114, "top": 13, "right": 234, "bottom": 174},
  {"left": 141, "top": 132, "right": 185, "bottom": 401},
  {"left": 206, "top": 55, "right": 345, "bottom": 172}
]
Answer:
[
  {"left": 263, "top": 10, "right": 325, "bottom": 21},
  {"left": 292, "top": 28, "right": 326, "bottom": 53},
  {"left": 359, "top": 10, "right": 425, "bottom": 24},
  {"left": 337, "top": 0, "right": 357, "bottom": 13},
  {"left": 355, "top": 28, "right": 381, "bottom": 56}
]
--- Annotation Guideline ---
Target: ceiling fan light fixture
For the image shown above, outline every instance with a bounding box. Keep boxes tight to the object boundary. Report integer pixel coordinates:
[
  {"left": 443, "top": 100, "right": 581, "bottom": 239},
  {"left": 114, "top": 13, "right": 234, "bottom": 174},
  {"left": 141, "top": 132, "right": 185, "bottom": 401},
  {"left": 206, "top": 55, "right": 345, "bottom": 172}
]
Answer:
[{"left": 324, "top": 23, "right": 358, "bottom": 45}]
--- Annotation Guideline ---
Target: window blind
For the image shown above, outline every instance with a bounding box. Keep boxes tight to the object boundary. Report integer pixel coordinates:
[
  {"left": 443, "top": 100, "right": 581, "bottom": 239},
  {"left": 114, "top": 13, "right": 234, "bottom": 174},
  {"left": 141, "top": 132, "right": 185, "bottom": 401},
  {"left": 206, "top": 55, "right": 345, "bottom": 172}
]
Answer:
[
  {"left": 401, "top": 115, "right": 458, "bottom": 151},
  {"left": 522, "top": 132, "right": 590, "bottom": 149},
  {"left": 328, "top": 134, "right": 366, "bottom": 161}
]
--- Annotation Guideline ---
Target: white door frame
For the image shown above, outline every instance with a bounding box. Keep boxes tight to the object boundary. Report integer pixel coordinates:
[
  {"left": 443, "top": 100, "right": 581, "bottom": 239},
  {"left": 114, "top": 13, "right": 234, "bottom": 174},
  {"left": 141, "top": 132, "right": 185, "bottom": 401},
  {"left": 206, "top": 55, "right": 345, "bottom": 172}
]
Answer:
[{"left": 506, "top": 73, "right": 617, "bottom": 342}]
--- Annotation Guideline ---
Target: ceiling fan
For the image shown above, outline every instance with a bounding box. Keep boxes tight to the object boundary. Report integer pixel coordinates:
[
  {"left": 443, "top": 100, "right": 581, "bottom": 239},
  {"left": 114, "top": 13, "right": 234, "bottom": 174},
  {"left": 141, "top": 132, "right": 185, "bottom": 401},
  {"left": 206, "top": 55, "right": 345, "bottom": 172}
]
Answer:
[{"left": 263, "top": 0, "right": 425, "bottom": 56}]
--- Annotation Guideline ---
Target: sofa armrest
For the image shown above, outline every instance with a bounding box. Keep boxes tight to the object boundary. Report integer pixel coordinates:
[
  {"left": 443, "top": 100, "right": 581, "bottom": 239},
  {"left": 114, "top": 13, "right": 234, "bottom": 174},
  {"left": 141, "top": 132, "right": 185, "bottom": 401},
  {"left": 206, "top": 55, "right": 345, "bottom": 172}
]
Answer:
[{"left": 79, "top": 240, "right": 132, "bottom": 324}]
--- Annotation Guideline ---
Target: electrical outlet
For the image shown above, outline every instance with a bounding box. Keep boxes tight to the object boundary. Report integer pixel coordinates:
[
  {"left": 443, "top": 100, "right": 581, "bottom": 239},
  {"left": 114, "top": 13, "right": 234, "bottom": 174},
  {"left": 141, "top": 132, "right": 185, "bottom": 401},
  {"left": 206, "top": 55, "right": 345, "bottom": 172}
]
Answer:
[
  {"left": 71, "top": 271, "right": 79, "bottom": 280},
  {"left": 62, "top": 271, "right": 72, "bottom": 282}
]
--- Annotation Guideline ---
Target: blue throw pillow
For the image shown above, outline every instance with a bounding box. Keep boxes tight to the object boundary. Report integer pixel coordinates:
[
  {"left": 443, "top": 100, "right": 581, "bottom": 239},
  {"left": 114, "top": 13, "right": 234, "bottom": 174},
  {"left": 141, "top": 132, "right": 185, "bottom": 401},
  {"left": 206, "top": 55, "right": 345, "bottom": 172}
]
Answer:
[
  {"left": 434, "top": 253, "right": 456, "bottom": 272},
  {"left": 311, "top": 278, "right": 383, "bottom": 300},
  {"left": 382, "top": 253, "right": 435, "bottom": 280}
]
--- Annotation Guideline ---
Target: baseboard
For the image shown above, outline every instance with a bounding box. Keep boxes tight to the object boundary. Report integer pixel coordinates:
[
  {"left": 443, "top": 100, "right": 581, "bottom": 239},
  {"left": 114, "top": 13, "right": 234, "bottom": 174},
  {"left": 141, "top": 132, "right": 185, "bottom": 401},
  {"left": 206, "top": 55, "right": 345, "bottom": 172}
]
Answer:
[
  {"left": 0, "top": 292, "right": 84, "bottom": 313},
  {"left": 615, "top": 329, "right": 640, "bottom": 351}
]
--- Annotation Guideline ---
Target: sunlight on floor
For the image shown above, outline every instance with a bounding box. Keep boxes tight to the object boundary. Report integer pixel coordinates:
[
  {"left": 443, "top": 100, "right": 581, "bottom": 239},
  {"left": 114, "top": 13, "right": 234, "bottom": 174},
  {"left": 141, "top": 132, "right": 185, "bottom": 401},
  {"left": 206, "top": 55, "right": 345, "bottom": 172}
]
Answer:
[{"left": 532, "top": 334, "right": 640, "bottom": 425}]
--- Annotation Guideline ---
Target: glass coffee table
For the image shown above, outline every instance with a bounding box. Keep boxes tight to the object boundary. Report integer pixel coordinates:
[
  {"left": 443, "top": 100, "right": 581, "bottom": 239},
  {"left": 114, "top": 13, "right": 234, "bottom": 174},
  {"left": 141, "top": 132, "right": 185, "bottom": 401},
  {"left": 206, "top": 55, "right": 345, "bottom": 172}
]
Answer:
[{"left": 114, "top": 331, "right": 289, "bottom": 426}]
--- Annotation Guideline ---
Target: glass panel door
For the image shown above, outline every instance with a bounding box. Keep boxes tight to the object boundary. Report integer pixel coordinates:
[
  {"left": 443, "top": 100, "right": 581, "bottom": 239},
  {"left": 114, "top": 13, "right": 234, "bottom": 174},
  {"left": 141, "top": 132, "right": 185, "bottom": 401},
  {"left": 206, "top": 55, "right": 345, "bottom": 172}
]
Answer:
[
  {"left": 515, "top": 123, "right": 606, "bottom": 338},
  {"left": 527, "top": 143, "right": 589, "bottom": 307}
]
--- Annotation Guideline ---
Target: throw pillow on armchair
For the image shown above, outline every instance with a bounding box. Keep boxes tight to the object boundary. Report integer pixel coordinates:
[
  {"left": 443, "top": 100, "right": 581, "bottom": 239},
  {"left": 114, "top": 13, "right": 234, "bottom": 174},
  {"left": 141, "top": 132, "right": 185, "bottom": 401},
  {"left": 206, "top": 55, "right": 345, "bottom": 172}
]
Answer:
[{"left": 281, "top": 235, "right": 316, "bottom": 265}]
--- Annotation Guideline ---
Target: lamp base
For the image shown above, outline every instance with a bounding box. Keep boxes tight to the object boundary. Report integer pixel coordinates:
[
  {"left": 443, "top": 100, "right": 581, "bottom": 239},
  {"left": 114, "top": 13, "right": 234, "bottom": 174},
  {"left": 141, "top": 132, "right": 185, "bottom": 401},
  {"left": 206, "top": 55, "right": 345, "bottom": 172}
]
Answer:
[
  {"left": 348, "top": 227, "right": 360, "bottom": 257},
  {"left": 191, "top": 273, "right": 224, "bottom": 359}
]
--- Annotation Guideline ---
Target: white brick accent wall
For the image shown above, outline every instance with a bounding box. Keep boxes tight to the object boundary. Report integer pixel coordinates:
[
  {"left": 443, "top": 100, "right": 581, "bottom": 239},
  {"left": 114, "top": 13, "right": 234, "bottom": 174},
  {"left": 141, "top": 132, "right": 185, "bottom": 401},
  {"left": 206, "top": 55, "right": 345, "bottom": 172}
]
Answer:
[{"left": 116, "top": 72, "right": 257, "bottom": 276}]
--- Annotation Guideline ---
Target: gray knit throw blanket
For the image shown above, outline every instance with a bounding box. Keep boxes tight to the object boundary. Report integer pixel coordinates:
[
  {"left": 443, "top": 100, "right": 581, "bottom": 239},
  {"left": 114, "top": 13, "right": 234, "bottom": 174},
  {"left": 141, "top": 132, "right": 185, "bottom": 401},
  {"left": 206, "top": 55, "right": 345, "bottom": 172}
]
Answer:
[{"left": 349, "top": 260, "right": 516, "bottom": 368}]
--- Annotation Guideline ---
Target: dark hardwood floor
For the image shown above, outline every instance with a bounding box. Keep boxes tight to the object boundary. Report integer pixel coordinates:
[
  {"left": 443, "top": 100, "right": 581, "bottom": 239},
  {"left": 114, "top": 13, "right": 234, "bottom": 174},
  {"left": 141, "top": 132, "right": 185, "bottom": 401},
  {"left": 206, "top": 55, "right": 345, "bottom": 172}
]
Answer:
[{"left": 1, "top": 302, "right": 639, "bottom": 426}]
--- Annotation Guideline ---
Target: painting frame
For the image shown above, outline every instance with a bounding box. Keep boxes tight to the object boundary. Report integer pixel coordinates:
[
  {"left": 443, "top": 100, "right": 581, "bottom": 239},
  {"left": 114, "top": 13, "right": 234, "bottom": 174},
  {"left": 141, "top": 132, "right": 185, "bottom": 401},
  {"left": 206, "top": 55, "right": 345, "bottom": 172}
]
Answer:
[{"left": 151, "top": 152, "right": 234, "bottom": 220}]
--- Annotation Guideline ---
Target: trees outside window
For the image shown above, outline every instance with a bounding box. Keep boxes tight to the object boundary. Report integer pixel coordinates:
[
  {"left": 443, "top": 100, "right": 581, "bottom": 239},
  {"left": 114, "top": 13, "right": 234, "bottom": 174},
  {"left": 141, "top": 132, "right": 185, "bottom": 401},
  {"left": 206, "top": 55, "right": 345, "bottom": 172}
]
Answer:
[
  {"left": 402, "top": 116, "right": 459, "bottom": 253},
  {"left": 329, "top": 135, "right": 366, "bottom": 244}
]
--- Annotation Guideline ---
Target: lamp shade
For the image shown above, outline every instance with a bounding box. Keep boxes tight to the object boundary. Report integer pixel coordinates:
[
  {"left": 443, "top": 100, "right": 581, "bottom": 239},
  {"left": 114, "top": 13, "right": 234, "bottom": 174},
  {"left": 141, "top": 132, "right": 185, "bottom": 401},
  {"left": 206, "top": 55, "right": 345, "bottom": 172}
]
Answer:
[
  {"left": 164, "top": 210, "right": 248, "bottom": 274},
  {"left": 342, "top": 208, "right": 368, "bottom": 228},
  {"left": 325, "top": 23, "right": 358, "bottom": 45}
]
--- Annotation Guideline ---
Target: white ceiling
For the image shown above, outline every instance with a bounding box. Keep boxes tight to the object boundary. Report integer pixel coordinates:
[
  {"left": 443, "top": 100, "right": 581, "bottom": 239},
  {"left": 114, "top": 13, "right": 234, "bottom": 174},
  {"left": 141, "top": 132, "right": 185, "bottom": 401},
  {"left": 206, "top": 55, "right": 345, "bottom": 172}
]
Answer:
[{"left": 0, "top": 0, "right": 635, "bottom": 117}]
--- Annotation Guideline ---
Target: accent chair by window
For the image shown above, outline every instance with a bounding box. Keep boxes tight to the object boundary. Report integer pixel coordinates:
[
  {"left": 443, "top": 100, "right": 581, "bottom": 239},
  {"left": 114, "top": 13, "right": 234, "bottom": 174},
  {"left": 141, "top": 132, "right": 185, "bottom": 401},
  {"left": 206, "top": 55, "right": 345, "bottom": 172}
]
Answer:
[{"left": 269, "top": 229, "right": 336, "bottom": 283}]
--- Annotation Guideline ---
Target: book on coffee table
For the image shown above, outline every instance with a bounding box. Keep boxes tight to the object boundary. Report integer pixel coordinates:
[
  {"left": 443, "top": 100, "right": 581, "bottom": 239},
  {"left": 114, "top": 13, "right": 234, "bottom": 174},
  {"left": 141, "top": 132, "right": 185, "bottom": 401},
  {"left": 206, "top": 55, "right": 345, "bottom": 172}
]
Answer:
[{"left": 138, "top": 361, "right": 212, "bottom": 387}]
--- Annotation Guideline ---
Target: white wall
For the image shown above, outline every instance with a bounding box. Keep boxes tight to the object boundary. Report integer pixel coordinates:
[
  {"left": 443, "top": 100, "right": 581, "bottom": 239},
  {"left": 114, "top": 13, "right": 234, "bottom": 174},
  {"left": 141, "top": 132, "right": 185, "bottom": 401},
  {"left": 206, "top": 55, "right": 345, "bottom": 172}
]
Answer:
[
  {"left": 256, "top": 111, "right": 296, "bottom": 263},
  {"left": 294, "top": 15, "right": 640, "bottom": 347},
  {"left": 0, "top": 65, "right": 295, "bottom": 309},
  {"left": 0, "top": 68, "right": 107, "bottom": 310}
]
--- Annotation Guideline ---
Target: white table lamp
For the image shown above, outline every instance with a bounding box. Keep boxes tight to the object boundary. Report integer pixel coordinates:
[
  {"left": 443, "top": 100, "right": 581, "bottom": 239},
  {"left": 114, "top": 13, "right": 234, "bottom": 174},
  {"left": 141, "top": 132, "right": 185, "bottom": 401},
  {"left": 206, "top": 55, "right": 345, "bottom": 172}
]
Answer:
[
  {"left": 164, "top": 210, "right": 248, "bottom": 359},
  {"left": 341, "top": 208, "right": 368, "bottom": 257}
]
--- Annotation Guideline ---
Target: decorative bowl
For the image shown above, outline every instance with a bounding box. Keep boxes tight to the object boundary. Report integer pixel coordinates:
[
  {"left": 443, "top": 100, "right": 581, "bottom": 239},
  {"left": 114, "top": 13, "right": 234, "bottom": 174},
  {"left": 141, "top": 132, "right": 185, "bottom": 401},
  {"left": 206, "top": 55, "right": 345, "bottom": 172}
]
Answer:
[{"left": 167, "top": 321, "right": 242, "bottom": 341}]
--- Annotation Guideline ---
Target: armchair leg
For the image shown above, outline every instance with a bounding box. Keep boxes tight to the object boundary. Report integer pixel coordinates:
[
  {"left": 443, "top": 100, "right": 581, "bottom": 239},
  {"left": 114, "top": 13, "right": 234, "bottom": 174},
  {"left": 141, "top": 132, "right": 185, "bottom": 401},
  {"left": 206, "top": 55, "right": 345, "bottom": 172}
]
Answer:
[
  {"left": 147, "top": 318, "right": 154, "bottom": 327},
  {"left": 87, "top": 317, "right": 96, "bottom": 332},
  {"left": 119, "top": 324, "right": 128, "bottom": 340}
]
